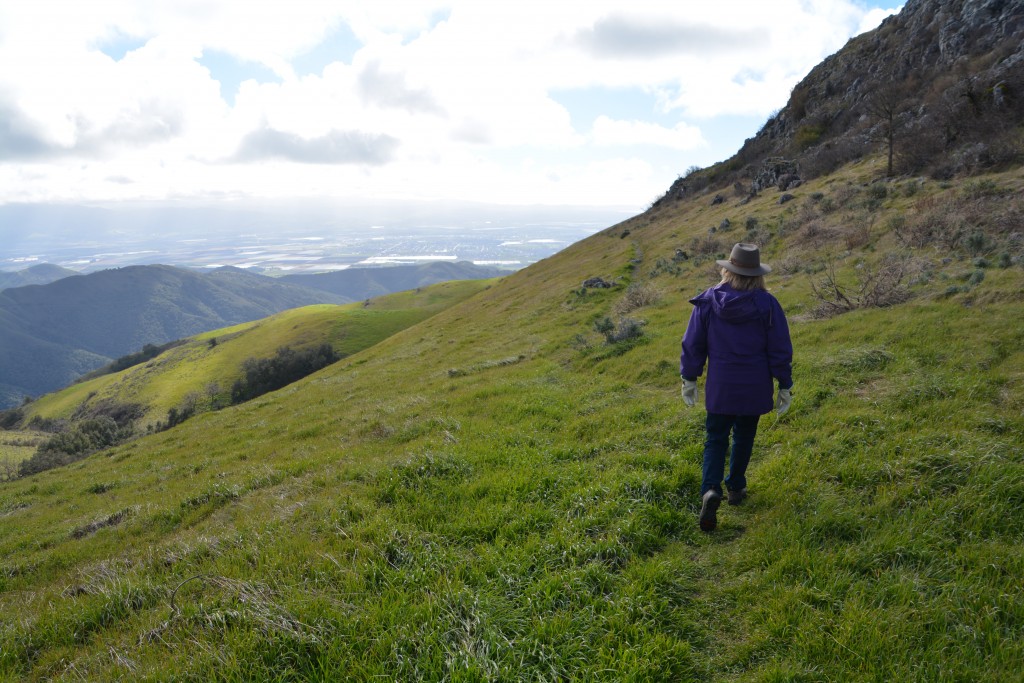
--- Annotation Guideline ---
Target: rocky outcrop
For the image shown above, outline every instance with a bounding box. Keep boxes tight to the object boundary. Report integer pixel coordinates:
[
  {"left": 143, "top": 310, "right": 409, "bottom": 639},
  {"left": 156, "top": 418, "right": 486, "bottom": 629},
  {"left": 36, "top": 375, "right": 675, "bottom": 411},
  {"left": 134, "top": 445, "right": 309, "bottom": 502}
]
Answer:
[
  {"left": 657, "top": 0, "right": 1024, "bottom": 204},
  {"left": 751, "top": 158, "right": 801, "bottom": 193},
  {"left": 779, "top": 0, "right": 1022, "bottom": 178}
]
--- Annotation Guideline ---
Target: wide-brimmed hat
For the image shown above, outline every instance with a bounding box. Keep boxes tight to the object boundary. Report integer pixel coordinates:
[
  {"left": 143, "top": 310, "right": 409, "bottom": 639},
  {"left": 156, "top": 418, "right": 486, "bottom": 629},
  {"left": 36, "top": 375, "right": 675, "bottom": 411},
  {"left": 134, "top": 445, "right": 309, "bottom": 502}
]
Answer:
[{"left": 717, "top": 242, "right": 771, "bottom": 276}]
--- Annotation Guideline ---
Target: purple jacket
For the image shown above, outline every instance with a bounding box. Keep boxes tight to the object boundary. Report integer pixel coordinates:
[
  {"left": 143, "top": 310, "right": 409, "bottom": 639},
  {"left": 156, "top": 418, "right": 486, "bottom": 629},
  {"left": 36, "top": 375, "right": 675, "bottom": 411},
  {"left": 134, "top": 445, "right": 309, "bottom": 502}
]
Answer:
[{"left": 680, "top": 283, "right": 793, "bottom": 415}]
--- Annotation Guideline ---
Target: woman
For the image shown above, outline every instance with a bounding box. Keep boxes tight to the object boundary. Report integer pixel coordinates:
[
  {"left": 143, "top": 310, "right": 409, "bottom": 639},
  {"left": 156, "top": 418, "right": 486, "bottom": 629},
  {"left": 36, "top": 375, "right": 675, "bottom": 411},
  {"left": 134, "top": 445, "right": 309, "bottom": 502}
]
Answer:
[{"left": 680, "top": 242, "right": 793, "bottom": 532}]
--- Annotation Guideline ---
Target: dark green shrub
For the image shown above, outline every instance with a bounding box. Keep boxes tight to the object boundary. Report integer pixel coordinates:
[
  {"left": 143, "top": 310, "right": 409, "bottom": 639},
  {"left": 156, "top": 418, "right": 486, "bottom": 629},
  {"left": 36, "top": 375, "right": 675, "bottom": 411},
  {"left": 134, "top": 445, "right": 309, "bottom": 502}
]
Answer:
[
  {"left": 965, "top": 230, "right": 989, "bottom": 255},
  {"left": 230, "top": 344, "right": 339, "bottom": 404},
  {"left": 866, "top": 183, "right": 888, "bottom": 201},
  {"left": 0, "top": 407, "right": 24, "bottom": 430},
  {"left": 604, "top": 318, "right": 645, "bottom": 344},
  {"left": 20, "top": 417, "right": 131, "bottom": 477},
  {"left": 77, "top": 340, "right": 185, "bottom": 383},
  {"left": 594, "top": 317, "right": 615, "bottom": 335}
]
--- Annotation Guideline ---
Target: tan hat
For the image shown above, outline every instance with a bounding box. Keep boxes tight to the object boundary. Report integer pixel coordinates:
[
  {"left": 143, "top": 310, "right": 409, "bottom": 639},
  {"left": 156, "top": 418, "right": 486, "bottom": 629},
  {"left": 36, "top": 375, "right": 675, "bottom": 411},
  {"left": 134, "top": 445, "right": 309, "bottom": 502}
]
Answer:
[{"left": 717, "top": 242, "right": 771, "bottom": 276}]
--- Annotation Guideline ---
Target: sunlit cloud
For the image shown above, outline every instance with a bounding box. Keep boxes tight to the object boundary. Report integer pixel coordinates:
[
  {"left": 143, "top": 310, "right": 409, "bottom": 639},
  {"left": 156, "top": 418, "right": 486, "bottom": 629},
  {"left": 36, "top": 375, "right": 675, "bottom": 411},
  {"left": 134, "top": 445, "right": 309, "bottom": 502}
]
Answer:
[{"left": 0, "top": 0, "right": 902, "bottom": 208}]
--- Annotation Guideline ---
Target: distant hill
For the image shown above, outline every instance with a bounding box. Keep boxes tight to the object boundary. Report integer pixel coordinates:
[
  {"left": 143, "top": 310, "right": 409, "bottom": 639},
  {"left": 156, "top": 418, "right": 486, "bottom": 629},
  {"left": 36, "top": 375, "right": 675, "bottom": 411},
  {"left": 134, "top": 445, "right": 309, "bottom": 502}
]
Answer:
[
  {"left": 0, "top": 264, "right": 345, "bottom": 406},
  {"left": 279, "top": 261, "right": 507, "bottom": 301},
  {"left": 0, "top": 263, "right": 77, "bottom": 291}
]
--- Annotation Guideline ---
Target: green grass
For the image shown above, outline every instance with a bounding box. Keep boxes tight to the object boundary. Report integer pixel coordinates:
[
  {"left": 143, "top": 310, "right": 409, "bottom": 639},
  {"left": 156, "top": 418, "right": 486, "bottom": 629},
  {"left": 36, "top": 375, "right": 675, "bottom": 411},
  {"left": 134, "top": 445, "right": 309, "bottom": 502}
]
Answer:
[
  {"left": 1, "top": 163, "right": 1022, "bottom": 681},
  {"left": 0, "top": 430, "right": 42, "bottom": 481}
]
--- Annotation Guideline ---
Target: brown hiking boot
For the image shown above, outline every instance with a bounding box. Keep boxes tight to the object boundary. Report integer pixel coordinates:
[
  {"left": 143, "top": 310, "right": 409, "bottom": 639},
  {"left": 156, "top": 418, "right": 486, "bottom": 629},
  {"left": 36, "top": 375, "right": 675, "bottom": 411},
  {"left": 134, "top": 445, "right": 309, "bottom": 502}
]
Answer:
[
  {"left": 727, "top": 488, "right": 747, "bottom": 506},
  {"left": 699, "top": 490, "right": 722, "bottom": 532}
]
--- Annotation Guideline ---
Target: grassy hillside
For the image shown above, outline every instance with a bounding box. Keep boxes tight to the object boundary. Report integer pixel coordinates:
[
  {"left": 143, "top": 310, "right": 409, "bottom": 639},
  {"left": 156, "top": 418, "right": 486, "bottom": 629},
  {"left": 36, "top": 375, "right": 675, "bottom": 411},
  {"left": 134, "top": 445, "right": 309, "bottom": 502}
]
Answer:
[
  {"left": 23, "top": 278, "right": 495, "bottom": 430},
  {"left": 1, "top": 160, "right": 1022, "bottom": 681}
]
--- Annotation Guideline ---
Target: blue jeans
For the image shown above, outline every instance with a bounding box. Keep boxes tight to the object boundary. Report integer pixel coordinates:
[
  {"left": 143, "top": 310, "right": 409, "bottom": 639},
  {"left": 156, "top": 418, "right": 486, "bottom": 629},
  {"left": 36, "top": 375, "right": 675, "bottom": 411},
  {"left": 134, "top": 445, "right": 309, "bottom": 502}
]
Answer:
[{"left": 701, "top": 413, "right": 761, "bottom": 496}]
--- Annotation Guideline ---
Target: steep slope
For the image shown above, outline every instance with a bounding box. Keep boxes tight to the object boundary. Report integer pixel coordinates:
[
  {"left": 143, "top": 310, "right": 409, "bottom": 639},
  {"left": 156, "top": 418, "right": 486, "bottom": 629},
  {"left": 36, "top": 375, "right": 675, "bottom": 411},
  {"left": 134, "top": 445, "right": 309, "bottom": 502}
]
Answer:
[
  {"left": 2, "top": 1, "right": 1023, "bottom": 678},
  {"left": 280, "top": 261, "right": 507, "bottom": 301},
  {"left": 0, "top": 265, "right": 345, "bottom": 404}
]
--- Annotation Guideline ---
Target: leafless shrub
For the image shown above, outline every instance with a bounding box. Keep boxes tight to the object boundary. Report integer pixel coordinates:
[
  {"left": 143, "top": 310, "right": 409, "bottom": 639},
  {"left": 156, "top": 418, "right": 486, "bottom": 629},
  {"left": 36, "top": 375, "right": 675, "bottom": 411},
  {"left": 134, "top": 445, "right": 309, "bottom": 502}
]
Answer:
[
  {"left": 794, "top": 217, "right": 837, "bottom": 249},
  {"left": 898, "top": 196, "right": 967, "bottom": 249},
  {"left": 809, "top": 254, "right": 914, "bottom": 318},
  {"left": 689, "top": 234, "right": 722, "bottom": 258},
  {"left": 898, "top": 191, "right": 1023, "bottom": 253},
  {"left": 795, "top": 199, "right": 820, "bottom": 227},
  {"left": 614, "top": 282, "right": 662, "bottom": 316},
  {"left": 774, "top": 256, "right": 804, "bottom": 275},
  {"left": 842, "top": 213, "right": 875, "bottom": 250},
  {"left": 831, "top": 184, "right": 860, "bottom": 209},
  {"left": 0, "top": 454, "right": 19, "bottom": 481}
]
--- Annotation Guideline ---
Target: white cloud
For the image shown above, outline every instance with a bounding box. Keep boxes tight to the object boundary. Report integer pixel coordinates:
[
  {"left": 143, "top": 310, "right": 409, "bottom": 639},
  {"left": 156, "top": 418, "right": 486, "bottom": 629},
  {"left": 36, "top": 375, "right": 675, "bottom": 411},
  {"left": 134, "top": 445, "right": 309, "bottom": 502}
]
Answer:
[{"left": 0, "top": 0, "right": 904, "bottom": 208}]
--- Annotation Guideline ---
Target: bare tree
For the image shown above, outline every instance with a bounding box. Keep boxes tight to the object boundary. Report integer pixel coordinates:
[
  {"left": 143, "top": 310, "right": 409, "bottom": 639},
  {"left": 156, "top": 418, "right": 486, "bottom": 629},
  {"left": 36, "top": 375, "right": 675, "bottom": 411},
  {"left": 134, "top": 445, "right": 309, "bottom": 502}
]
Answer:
[{"left": 865, "top": 81, "right": 910, "bottom": 177}]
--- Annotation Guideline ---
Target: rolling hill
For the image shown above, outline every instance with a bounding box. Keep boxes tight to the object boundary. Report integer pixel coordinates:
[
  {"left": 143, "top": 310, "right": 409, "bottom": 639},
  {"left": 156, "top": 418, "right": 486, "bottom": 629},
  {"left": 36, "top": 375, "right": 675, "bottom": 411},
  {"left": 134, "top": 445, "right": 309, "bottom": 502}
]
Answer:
[
  {"left": 0, "top": 263, "right": 77, "bottom": 291},
  {"left": 0, "top": 1, "right": 1021, "bottom": 679},
  {"left": 0, "top": 265, "right": 346, "bottom": 407},
  {"left": 20, "top": 278, "right": 496, "bottom": 431}
]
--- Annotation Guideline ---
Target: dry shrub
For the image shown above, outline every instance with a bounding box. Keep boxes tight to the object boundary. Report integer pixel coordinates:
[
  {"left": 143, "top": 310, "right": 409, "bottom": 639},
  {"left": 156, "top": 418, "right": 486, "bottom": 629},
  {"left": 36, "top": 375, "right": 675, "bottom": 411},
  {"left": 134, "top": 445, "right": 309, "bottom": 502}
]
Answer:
[
  {"left": 810, "top": 254, "right": 915, "bottom": 318},
  {"left": 842, "top": 214, "right": 875, "bottom": 250},
  {"left": 898, "top": 191, "right": 1023, "bottom": 253},
  {"left": 796, "top": 200, "right": 820, "bottom": 225},
  {"left": 830, "top": 184, "right": 860, "bottom": 209},
  {"left": 774, "top": 256, "right": 804, "bottom": 275},
  {"left": 689, "top": 234, "right": 722, "bottom": 258},
  {"left": 796, "top": 219, "right": 836, "bottom": 248},
  {"left": 614, "top": 282, "right": 663, "bottom": 316}
]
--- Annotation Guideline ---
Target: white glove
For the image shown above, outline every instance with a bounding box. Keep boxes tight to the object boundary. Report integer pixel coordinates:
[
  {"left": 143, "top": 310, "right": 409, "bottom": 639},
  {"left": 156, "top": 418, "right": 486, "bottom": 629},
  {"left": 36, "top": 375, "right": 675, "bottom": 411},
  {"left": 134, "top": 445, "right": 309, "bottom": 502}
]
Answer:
[
  {"left": 681, "top": 378, "right": 697, "bottom": 407},
  {"left": 776, "top": 387, "right": 792, "bottom": 415}
]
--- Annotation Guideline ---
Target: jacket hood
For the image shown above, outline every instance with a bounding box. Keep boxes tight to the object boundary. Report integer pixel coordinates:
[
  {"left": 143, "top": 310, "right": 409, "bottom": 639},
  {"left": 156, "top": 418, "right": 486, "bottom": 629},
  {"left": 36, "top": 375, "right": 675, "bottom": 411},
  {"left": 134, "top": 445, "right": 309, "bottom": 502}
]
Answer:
[{"left": 690, "top": 284, "right": 765, "bottom": 324}]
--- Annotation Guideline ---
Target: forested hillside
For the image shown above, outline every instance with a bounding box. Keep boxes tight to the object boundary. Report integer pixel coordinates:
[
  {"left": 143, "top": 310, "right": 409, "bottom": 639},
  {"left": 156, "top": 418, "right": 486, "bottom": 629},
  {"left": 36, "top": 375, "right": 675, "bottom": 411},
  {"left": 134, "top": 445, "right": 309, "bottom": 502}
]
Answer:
[{"left": 0, "top": 264, "right": 76, "bottom": 291}]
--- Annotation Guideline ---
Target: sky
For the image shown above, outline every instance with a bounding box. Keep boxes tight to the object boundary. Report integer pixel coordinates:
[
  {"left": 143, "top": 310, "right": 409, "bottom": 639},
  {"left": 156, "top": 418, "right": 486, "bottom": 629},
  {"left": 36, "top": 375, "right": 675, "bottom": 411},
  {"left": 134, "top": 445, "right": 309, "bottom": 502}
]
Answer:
[{"left": 0, "top": 0, "right": 904, "bottom": 212}]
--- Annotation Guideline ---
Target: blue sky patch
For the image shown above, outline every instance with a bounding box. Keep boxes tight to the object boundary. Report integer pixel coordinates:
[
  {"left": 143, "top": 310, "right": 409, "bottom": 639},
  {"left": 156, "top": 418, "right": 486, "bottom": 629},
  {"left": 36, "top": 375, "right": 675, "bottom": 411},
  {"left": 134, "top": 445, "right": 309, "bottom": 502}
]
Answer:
[
  {"left": 292, "top": 22, "right": 362, "bottom": 77},
  {"left": 199, "top": 50, "right": 281, "bottom": 104},
  {"left": 401, "top": 8, "right": 452, "bottom": 45},
  {"left": 550, "top": 86, "right": 676, "bottom": 132},
  {"left": 96, "top": 33, "right": 148, "bottom": 61}
]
